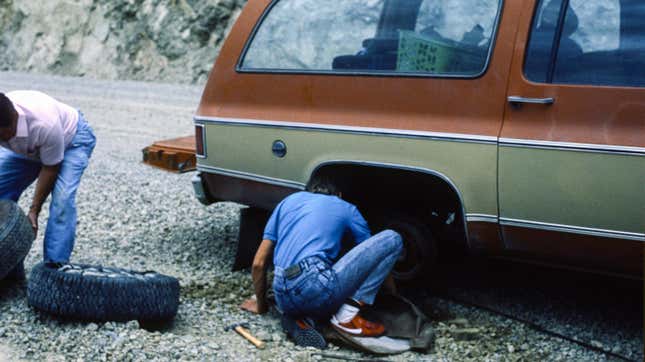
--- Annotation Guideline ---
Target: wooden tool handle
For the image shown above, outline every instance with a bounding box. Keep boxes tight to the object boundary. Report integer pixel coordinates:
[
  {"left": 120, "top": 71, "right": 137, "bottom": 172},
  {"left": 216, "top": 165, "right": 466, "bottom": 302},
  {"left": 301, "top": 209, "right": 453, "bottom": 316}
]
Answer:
[{"left": 235, "top": 326, "right": 266, "bottom": 349}]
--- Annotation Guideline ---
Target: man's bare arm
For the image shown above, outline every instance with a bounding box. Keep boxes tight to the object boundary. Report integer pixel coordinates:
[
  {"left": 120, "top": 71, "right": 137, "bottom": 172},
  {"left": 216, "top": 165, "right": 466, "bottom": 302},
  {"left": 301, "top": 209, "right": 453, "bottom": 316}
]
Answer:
[
  {"left": 241, "top": 239, "right": 274, "bottom": 314},
  {"left": 28, "top": 164, "right": 60, "bottom": 234}
]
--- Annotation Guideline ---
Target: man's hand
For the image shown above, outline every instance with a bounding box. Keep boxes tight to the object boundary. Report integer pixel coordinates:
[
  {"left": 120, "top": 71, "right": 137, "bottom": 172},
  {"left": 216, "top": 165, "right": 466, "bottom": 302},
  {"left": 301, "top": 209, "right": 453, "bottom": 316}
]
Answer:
[
  {"left": 27, "top": 208, "right": 39, "bottom": 236},
  {"left": 240, "top": 295, "right": 268, "bottom": 314},
  {"left": 27, "top": 163, "right": 59, "bottom": 238},
  {"left": 246, "top": 239, "right": 274, "bottom": 315}
]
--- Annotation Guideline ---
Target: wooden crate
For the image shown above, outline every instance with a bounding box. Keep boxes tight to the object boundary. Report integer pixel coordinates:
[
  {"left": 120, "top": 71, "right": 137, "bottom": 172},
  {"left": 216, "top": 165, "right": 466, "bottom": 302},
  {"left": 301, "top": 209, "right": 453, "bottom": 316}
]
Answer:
[{"left": 142, "top": 136, "right": 196, "bottom": 173}]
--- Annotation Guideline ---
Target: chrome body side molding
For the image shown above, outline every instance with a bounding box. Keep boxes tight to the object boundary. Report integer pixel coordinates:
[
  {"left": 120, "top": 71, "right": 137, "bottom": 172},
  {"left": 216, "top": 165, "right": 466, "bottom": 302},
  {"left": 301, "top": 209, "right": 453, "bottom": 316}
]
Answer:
[
  {"left": 194, "top": 116, "right": 498, "bottom": 144},
  {"left": 194, "top": 116, "right": 645, "bottom": 156},
  {"left": 197, "top": 165, "right": 305, "bottom": 190},
  {"left": 500, "top": 138, "right": 645, "bottom": 156},
  {"left": 466, "top": 214, "right": 499, "bottom": 223},
  {"left": 197, "top": 165, "right": 644, "bottom": 242},
  {"left": 500, "top": 217, "right": 645, "bottom": 241}
]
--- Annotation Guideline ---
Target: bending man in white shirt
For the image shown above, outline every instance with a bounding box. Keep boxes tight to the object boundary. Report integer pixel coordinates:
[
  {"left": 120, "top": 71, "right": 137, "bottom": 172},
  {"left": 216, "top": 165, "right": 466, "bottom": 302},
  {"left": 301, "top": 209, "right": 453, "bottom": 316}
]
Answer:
[{"left": 0, "top": 91, "right": 96, "bottom": 275}]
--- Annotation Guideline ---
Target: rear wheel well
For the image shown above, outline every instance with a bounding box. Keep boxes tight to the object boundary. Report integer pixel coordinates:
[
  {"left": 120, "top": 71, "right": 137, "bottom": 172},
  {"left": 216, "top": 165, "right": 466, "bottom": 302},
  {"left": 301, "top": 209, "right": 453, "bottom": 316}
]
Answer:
[{"left": 310, "top": 163, "right": 468, "bottom": 259}]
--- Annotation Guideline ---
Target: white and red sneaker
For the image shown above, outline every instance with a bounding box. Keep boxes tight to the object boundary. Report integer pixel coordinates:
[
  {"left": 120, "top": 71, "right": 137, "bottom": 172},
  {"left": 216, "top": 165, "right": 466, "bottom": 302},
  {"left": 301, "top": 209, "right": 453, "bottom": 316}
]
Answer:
[{"left": 330, "top": 314, "right": 386, "bottom": 337}]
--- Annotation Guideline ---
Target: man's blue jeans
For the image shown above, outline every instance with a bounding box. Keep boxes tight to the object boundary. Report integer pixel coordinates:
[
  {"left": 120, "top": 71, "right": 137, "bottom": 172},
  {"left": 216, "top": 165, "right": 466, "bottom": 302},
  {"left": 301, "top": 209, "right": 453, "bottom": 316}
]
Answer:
[
  {"left": 273, "top": 229, "right": 403, "bottom": 319},
  {"left": 0, "top": 112, "right": 96, "bottom": 263}
]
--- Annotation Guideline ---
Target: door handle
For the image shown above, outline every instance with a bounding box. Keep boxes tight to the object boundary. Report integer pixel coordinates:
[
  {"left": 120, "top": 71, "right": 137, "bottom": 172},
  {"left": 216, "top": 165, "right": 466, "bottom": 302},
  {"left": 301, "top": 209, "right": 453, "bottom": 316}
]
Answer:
[{"left": 508, "top": 96, "right": 555, "bottom": 105}]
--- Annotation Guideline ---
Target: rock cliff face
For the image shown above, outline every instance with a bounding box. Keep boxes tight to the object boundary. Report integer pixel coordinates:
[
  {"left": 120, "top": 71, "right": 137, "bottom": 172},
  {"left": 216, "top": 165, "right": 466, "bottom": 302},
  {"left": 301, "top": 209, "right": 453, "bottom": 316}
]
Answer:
[{"left": 0, "top": 0, "right": 246, "bottom": 84}]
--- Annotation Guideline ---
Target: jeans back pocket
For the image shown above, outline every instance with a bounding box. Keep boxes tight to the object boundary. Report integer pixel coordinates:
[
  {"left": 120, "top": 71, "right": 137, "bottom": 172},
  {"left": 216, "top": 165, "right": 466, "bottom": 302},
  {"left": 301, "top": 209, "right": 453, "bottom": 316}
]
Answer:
[{"left": 286, "top": 270, "right": 336, "bottom": 318}]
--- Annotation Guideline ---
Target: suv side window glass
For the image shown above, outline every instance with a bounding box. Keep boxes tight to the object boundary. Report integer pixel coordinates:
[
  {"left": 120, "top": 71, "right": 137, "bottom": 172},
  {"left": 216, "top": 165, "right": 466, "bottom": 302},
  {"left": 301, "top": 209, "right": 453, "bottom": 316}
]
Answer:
[
  {"left": 240, "top": 0, "right": 502, "bottom": 77},
  {"left": 525, "top": 0, "right": 645, "bottom": 87}
]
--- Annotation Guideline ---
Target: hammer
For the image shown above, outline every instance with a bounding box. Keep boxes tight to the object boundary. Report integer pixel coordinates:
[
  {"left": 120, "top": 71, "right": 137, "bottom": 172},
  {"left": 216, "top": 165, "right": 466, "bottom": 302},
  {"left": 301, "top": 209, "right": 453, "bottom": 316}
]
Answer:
[{"left": 225, "top": 322, "right": 266, "bottom": 349}]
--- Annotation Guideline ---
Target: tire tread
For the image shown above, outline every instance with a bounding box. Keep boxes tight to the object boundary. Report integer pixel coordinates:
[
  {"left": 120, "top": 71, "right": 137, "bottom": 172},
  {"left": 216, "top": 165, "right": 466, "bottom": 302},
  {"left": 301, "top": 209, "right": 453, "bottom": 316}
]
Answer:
[{"left": 27, "top": 262, "right": 179, "bottom": 322}]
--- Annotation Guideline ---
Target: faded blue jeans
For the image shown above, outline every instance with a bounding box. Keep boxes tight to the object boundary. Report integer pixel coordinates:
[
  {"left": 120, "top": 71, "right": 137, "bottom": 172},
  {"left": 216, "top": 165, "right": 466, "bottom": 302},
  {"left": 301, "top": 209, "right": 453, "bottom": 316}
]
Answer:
[
  {"left": 273, "top": 229, "right": 403, "bottom": 319},
  {"left": 0, "top": 112, "right": 96, "bottom": 263}
]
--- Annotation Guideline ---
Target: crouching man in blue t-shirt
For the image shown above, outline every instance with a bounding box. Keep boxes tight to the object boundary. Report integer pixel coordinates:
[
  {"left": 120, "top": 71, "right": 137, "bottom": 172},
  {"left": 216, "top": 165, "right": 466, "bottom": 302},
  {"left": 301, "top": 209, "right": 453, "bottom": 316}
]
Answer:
[{"left": 240, "top": 177, "right": 403, "bottom": 344}]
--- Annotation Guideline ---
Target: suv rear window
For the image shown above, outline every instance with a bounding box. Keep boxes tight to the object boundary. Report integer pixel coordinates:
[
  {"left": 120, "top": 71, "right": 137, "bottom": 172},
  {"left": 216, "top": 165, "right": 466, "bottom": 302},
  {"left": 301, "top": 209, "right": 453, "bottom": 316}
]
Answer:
[
  {"left": 239, "top": 0, "right": 502, "bottom": 77},
  {"left": 524, "top": 0, "right": 645, "bottom": 87}
]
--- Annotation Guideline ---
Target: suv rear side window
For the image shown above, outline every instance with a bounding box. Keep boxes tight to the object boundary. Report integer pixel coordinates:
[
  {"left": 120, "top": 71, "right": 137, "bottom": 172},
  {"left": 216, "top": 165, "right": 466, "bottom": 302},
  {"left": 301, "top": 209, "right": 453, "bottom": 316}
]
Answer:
[
  {"left": 240, "top": 0, "right": 502, "bottom": 77},
  {"left": 525, "top": 0, "right": 645, "bottom": 87}
]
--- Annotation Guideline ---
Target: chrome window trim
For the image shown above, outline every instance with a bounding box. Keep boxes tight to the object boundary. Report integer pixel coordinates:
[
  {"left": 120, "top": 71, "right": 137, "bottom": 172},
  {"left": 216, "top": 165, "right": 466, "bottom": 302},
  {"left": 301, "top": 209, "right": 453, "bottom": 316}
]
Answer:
[
  {"left": 466, "top": 213, "right": 499, "bottom": 223},
  {"left": 197, "top": 164, "right": 306, "bottom": 190},
  {"left": 194, "top": 123, "right": 207, "bottom": 159},
  {"left": 193, "top": 116, "right": 498, "bottom": 144},
  {"left": 500, "top": 138, "right": 645, "bottom": 156},
  {"left": 500, "top": 217, "right": 645, "bottom": 241},
  {"left": 523, "top": 0, "right": 645, "bottom": 89},
  {"left": 236, "top": 0, "right": 505, "bottom": 80}
]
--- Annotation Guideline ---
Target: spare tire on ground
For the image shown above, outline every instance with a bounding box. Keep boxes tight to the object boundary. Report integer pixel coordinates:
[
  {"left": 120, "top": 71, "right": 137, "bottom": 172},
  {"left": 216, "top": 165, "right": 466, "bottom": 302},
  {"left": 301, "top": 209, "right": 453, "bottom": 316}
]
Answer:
[
  {"left": 0, "top": 200, "right": 35, "bottom": 280},
  {"left": 28, "top": 262, "right": 180, "bottom": 322}
]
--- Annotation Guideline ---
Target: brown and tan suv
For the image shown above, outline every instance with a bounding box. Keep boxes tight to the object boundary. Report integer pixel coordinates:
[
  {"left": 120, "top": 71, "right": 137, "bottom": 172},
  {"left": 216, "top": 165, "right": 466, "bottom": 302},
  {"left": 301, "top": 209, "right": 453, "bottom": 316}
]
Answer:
[{"left": 191, "top": 0, "right": 645, "bottom": 280}]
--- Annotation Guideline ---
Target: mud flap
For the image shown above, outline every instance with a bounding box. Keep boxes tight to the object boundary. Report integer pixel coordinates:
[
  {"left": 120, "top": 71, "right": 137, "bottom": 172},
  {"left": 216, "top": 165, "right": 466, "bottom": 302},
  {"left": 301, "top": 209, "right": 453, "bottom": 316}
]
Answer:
[{"left": 233, "top": 207, "right": 271, "bottom": 271}]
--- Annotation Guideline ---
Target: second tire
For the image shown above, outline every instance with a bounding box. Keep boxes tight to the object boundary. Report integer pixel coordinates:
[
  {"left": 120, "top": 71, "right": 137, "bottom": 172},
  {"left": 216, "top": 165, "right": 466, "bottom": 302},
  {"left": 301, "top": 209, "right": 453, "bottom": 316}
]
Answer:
[
  {"left": 28, "top": 262, "right": 180, "bottom": 322},
  {"left": 0, "top": 199, "right": 35, "bottom": 280}
]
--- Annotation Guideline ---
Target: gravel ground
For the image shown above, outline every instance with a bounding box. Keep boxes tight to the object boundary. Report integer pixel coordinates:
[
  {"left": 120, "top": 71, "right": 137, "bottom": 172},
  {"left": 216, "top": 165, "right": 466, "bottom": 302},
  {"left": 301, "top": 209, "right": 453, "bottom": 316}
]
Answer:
[{"left": 0, "top": 71, "right": 642, "bottom": 361}]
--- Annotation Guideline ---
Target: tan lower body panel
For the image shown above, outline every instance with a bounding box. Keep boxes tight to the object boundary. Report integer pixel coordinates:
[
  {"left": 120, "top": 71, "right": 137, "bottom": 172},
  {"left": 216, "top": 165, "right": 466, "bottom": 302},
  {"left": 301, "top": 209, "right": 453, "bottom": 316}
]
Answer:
[
  {"left": 197, "top": 122, "right": 499, "bottom": 216},
  {"left": 196, "top": 122, "right": 643, "bottom": 275},
  {"left": 499, "top": 146, "right": 645, "bottom": 234},
  {"left": 498, "top": 145, "right": 644, "bottom": 276}
]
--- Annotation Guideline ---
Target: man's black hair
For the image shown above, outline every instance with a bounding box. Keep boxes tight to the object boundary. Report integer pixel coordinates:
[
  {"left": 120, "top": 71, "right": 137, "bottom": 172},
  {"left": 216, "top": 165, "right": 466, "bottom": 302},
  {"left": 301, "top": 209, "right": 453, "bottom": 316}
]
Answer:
[
  {"left": 0, "top": 93, "right": 15, "bottom": 128},
  {"left": 306, "top": 176, "right": 341, "bottom": 196}
]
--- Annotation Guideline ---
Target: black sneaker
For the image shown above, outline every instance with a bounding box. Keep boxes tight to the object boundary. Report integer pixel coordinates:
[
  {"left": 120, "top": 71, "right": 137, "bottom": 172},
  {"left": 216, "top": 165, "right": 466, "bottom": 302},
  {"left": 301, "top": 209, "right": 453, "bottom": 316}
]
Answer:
[{"left": 281, "top": 315, "right": 327, "bottom": 349}]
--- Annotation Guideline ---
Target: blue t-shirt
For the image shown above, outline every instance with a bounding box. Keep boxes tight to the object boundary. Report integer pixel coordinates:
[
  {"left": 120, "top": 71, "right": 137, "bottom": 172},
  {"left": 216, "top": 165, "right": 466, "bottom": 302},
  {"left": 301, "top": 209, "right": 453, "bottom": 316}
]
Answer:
[{"left": 263, "top": 191, "right": 371, "bottom": 268}]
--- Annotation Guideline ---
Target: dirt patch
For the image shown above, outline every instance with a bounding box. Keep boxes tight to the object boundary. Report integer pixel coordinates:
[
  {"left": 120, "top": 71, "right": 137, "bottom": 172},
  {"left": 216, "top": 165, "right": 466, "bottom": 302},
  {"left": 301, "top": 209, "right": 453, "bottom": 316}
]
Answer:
[
  {"left": 0, "top": 344, "right": 20, "bottom": 362},
  {"left": 182, "top": 277, "right": 253, "bottom": 303}
]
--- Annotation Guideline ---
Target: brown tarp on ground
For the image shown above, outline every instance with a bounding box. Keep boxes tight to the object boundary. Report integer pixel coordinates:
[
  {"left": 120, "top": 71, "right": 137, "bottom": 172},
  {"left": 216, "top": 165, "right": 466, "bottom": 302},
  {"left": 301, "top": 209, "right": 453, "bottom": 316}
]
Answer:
[{"left": 323, "top": 294, "right": 435, "bottom": 355}]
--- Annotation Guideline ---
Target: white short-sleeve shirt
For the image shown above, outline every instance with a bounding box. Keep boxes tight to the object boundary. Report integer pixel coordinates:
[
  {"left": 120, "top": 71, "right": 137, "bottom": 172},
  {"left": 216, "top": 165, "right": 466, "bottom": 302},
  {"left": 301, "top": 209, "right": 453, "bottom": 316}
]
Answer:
[{"left": 1, "top": 91, "right": 79, "bottom": 165}]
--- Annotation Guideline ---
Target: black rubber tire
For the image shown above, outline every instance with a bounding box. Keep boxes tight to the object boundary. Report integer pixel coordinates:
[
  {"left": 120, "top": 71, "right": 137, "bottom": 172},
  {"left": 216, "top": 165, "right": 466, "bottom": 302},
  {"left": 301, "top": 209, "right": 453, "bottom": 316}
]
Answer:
[
  {"left": 28, "top": 262, "right": 180, "bottom": 322},
  {"left": 0, "top": 200, "right": 35, "bottom": 280},
  {"left": 381, "top": 215, "right": 437, "bottom": 282},
  {"left": 4, "top": 261, "right": 26, "bottom": 281}
]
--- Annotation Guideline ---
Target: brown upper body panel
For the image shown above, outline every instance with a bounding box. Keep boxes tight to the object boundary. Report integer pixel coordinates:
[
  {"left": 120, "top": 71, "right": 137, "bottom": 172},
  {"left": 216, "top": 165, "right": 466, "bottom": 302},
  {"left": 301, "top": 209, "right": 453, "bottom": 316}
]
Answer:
[
  {"left": 501, "top": 0, "right": 645, "bottom": 148},
  {"left": 200, "top": 0, "right": 644, "bottom": 148},
  {"left": 198, "top": 0, "right": 524, "bottom": 138}
]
